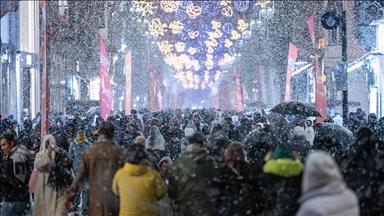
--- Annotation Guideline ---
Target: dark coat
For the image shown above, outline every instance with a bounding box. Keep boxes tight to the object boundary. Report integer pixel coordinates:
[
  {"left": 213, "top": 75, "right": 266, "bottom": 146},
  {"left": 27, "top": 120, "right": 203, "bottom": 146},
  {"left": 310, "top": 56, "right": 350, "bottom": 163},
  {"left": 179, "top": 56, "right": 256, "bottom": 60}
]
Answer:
[
  {"left": 212, "top": 162, "right": 263, "bottom": 216},
  {"left": 341, "top": 139, "right": 384, "bottom": 215},
  {"left": 287, "top": 138, "right": 312, "bottom": 162},
  {"left": 244, "top": 127, "right": 276, "bottom": 164},
  {"left": 66, "top": 135, "right": 127, "bottom": 216},
  {"left": 206, "top": 127, "right": 230, "bottom": 166},
  {"left": 168, "top": 146, "right": 215, "bottom": 216},
  {"left": 237, "top": 124, "right": 253, "bottom": 143},
  {"left": 162, "top": 128, "right": 184, "bottom": 160},
  {"left": 117, "top": 130, "right": 141, "bottom": 149},
  {"left": 222, "top": 123, "right": 241, "bottom": 142}
]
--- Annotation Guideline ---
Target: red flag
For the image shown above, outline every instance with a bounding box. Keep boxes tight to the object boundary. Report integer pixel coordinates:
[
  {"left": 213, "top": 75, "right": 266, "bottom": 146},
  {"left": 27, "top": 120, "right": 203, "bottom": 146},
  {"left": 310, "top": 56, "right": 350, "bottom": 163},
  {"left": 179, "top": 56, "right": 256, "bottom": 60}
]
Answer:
[
  {"left": 284, "top": 43, "right": 298, "bottom": 101},
  {"left": 125, "top": 51, "right": 132, "bottom": 115},
  {"left": 235, "top": 72, "right": 244, "bottom": 111},
  {"left": 307, "top": 13, "right": 327, "bottom": 122},
  {"left": 148, "top": 63, "right": 155, "bottom": 111},
  {"left": 99, "top": 37, "right": 113, "bottom": 120}
]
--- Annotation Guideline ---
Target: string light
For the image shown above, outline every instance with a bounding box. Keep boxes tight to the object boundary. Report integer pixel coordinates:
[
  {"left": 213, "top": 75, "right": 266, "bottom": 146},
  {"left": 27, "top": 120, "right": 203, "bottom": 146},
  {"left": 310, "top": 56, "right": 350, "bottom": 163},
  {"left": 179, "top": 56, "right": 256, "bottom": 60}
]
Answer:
[
  {"left": 187, "top": 47, "right": 197, "bottom": 55},
  {"left": 149, "top": 18, "right": 168, "bottom": 37},
  {"left": 188, "top": 31, "right": 199, "bottom": 39},
  {"left": 160, "top": 1, "right": 180, "bottom": 13},
  {"left": 237, "top": 19, "right": 249, "bottom": 32},
  {"left": 169, "top": 20, "right": 184, "bottom": 34},
  {"left": 225, "top": 39, "right": 233, "bottom": 48},
  {"left": 222, "top": 6, "right": 233, "bottom": 17},
  {"left": 160, "top": 41, "right": 174, "bottom": 55},
  {"left": 174, "top": 42, "right": 185, "bottom": 52},
  {"left": 256, "top": 0, "right": 271, "bottom": 8},
  {"left": 186, "top": 4, "right": 202, "bottom": 19},
  {"left": 132, "top": 1, "right": 158, "bottom": 16},
  {"left": 231, "top": 30, "right": 241, "bottom": 40}
]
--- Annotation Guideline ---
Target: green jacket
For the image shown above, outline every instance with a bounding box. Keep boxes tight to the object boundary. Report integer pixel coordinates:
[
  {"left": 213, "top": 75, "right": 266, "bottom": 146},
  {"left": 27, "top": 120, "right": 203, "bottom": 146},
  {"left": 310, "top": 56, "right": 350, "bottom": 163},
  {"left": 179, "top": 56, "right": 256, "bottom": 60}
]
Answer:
[{"left": 168, "top": 145, "right": 215, "bottom": 216}]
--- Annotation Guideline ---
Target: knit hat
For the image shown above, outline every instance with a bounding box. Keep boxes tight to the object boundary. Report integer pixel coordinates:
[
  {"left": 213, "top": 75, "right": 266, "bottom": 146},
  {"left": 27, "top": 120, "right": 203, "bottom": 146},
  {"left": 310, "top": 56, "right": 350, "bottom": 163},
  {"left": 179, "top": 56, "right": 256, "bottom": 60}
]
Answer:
[
  {"left": 272, "top": 144, "right": 294, "bottom": 160},
  {"left": 293, "top": 126, "right": 304, "bottom": 137},
  {"left": 184, "top": 128, "right": 194, "bottom": 137}
]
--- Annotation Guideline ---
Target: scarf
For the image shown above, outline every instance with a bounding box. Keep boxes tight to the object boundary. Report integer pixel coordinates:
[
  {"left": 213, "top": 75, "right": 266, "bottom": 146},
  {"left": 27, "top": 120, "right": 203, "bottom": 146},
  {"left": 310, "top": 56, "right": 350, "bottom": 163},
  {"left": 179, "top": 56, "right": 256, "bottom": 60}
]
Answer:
[{"left": 76, "top": 135, "right": 86, "bottom": 143}]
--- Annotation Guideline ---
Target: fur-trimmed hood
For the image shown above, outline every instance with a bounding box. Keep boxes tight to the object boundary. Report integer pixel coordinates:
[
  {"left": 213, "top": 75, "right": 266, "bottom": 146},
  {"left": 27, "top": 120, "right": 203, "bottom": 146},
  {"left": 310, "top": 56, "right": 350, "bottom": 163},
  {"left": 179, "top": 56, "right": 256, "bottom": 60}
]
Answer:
[{"left": 263, "top": 158, "right": 304, "bottom": 177}]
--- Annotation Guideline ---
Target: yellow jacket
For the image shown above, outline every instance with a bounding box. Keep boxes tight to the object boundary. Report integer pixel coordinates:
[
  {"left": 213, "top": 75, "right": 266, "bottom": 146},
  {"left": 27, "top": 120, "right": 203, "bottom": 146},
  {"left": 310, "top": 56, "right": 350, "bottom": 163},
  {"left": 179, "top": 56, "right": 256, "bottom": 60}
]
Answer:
[{"left": 113, "top": 162, "right": 167, "bottom": 216}]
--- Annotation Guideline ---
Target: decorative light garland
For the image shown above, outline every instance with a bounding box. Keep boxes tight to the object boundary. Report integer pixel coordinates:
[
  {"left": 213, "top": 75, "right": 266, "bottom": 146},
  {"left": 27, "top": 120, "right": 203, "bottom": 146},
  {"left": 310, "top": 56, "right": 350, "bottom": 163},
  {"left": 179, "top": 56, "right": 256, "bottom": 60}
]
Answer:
[
  {"left": 160, "top": 1, "right": 180, "bottom": 13},
  {"left": 169, "top": 20, "right": 184, "bottom": 34},
  {"left": 149, "top": 18, "right": 168, "bottom": 37},
  {"left": 186, "top": 4, "right": 202, "bottom": 19}
]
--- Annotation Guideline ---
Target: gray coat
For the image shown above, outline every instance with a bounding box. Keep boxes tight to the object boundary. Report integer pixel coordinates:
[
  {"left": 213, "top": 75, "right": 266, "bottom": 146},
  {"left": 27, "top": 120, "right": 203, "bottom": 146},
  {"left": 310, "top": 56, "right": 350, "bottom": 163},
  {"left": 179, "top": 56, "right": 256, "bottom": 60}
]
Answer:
[
  {"left": 68, "top": 139, "right": 92, "bottom": 174},
  {"left": 296, "top": 151, "right": 359, "bottom": 216}
]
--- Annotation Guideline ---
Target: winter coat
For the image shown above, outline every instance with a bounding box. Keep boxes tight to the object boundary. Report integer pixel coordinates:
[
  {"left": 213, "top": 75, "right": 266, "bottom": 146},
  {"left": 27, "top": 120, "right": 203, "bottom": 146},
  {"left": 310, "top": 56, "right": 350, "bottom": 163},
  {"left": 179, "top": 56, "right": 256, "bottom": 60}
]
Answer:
[
  {"left": 66, "top": 135, "right": 127, "bottom": 216},
  {"left": 49, "top": 127, "right": 68, "bottom": 151},
  {"left": 261, "top": 158, "right": 304, "bottom": 216},
  {"left": 212, "top": 162, "right": 263, "bottom": 216},
  {"left": 304, "top": 126, "right": 314, "bottom": 146},
  {"left": 287, "top": 138, "right": 312, "bottom": 162},
  {"left": 237, "top": 124, "right": 252, "bottom": 143},
  {"left": 0, "top": 145, "right": 33, "bottom": 202},
  {"left": 376, "top": 117, "right": 384, "bottom": 141},
  {"left": 33, "top": 135, "right": 72, "bottom": 216},
  {"left": 296, "top": 151, "right": 359, "bottom": 216},
  {"left": 222, "top": 123, "right": 241, "bottom": 142},
  {"left": 68, "top": 138, "right": 92, "bottom": 174},
  {"left": 112, "top": 162, "right": 167, "bottom": 216},
  {"left": 162, "top": 128, "right": 184, "bottom": 160},
  {"left": 158, "top": 157, "right": 176, "bottom": 216},
  {"left": 169, "top": 145, "right": 215, "bottom": 216},
  {"left": 117, "top": 130, "right": 141, "bottom": 150},
  {"left": 18, "top": 128, "right": 35, "bottom": 150},
  {"left": 206, "top": 127, "right": 230, "bottom": 166},
  {"left": 341, "top": 139, "right": 384, "bottom": 215},
  {"left": 244, "top": 127, "right": 275, "bottom": 164},
  {"left": 144, "top": 118, "right": 162, "bottom": 138}
]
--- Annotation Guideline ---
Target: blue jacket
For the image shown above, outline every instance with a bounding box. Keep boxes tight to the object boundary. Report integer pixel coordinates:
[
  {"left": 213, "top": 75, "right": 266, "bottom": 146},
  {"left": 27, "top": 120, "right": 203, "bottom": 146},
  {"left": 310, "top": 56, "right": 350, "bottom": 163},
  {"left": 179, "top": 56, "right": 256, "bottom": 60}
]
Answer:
[{"left": 68, "top": 139, "right": 92, "bottom": 174}]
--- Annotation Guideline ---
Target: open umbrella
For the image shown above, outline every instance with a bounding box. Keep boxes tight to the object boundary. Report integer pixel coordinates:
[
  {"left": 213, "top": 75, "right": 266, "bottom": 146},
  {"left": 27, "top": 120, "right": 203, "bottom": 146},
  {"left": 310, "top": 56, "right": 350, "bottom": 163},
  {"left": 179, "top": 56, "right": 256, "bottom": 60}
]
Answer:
[
  {"left": 270, "top": 101, "right": 321, "bottom": 117},
  {"left": 314, "top": 122, "right": 354, "bottom": 148}
]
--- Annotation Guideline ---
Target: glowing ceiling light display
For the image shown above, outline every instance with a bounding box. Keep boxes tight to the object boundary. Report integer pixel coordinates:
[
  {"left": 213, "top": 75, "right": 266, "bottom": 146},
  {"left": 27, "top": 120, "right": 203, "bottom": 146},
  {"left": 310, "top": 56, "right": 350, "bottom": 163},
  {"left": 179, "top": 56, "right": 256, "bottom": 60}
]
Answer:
[{"left": 130, "top": 0, "right": 273, "bottom": 89}]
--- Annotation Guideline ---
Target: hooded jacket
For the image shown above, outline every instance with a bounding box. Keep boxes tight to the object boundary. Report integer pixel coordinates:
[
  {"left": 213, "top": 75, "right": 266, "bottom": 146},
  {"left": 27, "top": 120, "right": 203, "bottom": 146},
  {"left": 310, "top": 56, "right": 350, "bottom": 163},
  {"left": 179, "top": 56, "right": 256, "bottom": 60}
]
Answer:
[
  {"left": 1, "top": 144, "right": 33, "bottom": 202},
  {"left": 112, "top": 162, "right": 167, "bottom": 216},
  {"left": 68, "top": 138, "right": 92, "bottom": 174},
  {"left": 304, "top": 118, "right": 315, "bottom": 146},
  {"left": 296, "top": 151, "right": 359, "bottom": 216},
  {"left": 169, "top": 144, "right": 215, "bottom": 216}
]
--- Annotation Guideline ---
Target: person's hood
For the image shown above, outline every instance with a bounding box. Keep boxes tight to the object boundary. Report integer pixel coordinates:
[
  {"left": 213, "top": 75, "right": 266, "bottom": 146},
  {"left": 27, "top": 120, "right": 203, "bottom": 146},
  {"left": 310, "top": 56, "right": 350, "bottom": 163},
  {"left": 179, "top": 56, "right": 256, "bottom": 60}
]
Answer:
[
  {"left": 13, "top": 144, "right": 34, "bottom": 159},
  {"left": 159, "top": 156, "right": 172, "bottom": 167},
  {"left": 298, "top": 181, "right": 346, "bottom": 203},
  {"left": 301, "top": 151, "right": 342, "bottom": 193},
  {"left": 123, "top": 163, "right": 149, "bottom": 176},
  {"left": 263, "top": 158, "right": 303, "bottom": 177},
  {"left": 184, "top": 144, "right": 208, "bottom": 160}
]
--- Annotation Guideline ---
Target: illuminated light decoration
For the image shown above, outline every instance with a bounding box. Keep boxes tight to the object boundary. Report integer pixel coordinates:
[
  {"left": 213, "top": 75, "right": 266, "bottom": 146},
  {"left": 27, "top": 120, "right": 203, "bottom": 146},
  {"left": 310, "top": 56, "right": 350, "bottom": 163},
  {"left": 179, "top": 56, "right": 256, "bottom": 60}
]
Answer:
[
  {"left": 234, "top": 1, "right": 249, "bottom": 12},
  {"left": 194, "top": 62, "right": 201, "bottom": 71},
  {"left": 222, "top": 22, "right": 234, "bottom": 34},
  {"left": 160, "top": 41, "right": 174, "bottom": 55},
  {"left": 187, "top": 47, "right": 197, "bottom": 55},
  {"left": 222, "top": 6, "right": 233, "bottom": 17},
  {"left": 237, "top": 19, "right": 249, "bottom": 32},
  {"left": 211, "top": 20, "right": 222, "bottom": 30},
  {"left": 225, "top": 39, "right": 233, "bottom": 48},
  {"left": 231, "top": 30, "right": 241, "bottom": 40},
  {"left": 188, "top": 82, "right": 194, "bottom": 89},
  {"left": 194, "top": 84, "right": 199, "bottom": 89},
  {"left": 201, "top": 82, "right": 206, "bottom": 89},
  {"left": 206, "top": 39, "right": 218, "bottom": 47},
  {"left": 207, "top": 46, "right": 214, "bottom": 54},
  {"left": 169, "top": 20, "right": 184, "bottom": 34},
  {"left": 174, "top": 42, "right": 185, "bottom": 52},
  {"left": 194, "top": 74, "right": 200, "bottom": 84},
  {"left": 185, "top": 63, "right": 192, "bottom": 70},
  {"left": 214, "top": 29, "right": 223, "bottom": 38},
  {"left": 256, "top": 0, "right": 271, "bottom": 8},
  {"left": 209, "top": 81, "right": 214, "bottom": 88},
  {"left": 188, "top": 31, "right": 199, "bottom": 39},
  {"left": 179, "top": 1, "right": 192, "bottom": 9},
  {"left": 186, "top": 4, "right": 202, "bottom": 19},
  {"left": 149, "top": 18, "right": 168, "bottom": 37},
  {"left": 235, "top": 40, "right": 244, "bottom": 48},
  {"left": 204, "top": 73, "right": 210, "bottom": 83},
  {"left": 220, "top": 0, "right": 232, "bottom": 7},
  {"left": 182, "top": 82, "right": 188, "bottom": 88},
  {"left": 132, "top": 1, "right": 158, "bottom": 16},
  {"left": 160, "top": 1, "right": 180, "bottom": 13},
  {"left": 202, "top": 1, "right": 221, "bottom": 17},
  {"left": 242, "top": 30, "right": 252, "bottom": 39}
]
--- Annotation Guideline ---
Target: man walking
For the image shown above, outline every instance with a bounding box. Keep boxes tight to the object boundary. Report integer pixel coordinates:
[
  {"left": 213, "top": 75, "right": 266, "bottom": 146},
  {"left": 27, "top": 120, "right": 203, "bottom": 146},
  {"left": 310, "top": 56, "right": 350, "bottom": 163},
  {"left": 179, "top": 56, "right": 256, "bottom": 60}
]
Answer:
[
  {"left": 65, "top": 121, "right": 126, "bottom": 216},
  {"left": 1, "top": 132, "right": 33, "bottom": 216}
]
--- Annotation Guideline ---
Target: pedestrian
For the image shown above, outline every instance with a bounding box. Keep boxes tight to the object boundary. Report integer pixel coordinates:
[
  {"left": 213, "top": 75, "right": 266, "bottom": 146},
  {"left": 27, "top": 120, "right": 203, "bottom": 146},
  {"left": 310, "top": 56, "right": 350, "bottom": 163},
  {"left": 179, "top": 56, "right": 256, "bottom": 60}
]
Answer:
[
  {"left": 296, "top": 151, "right": 359, "bottom": 216},
  {"left": 262, "top": 144, "right": 304, "bottom": 215},
  {"left": 304, "top": 118, "right": 315, "bottom": 146},
  {"left": 288, "top": 126, "right": 312, "bottom": 162},
  {"left": 212, "top": 142, "right": 262, "bottom": 216},
  {"left": 112, "top": 144, "right": 167, "bottom": 216},
  {"left": 146, "top": 126, "right": 168, "bottom": 163},
  {"left": 33, "top": 134, "right": 73, "bottom": 216},
  {"left": 168, "top": 132, "right": 215, "bottom": 216},
  {"left": 0, "top": 132, "right": 33, "bottom": 216},
  {"left": 65, "top": 121, "right": 127, "bottom": 216},
  {"left": 158, "top": 156, "right": 177, "bottom": 216},
  {"left": 117, "top": 122, "right": 142, "bottom": 150},
  {"left": 67, "top": 127, "right": 93, "bottom": 213},
  {"left": 162, "top": 119, "right": 184, "bottom": 160},
  {"left": 341, "top": 127, "right": 384, "bottom": 215}
]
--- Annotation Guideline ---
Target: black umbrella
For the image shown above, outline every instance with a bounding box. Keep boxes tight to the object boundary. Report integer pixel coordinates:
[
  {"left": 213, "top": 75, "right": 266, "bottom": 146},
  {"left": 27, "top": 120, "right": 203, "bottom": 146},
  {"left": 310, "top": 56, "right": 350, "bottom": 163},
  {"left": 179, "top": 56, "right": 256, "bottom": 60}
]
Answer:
[
  {"left": 314, "top": 122, "right": 354, "bottom": 147},
  {"left": 270, "top": 101, "right": 321, "bottom": 117}
]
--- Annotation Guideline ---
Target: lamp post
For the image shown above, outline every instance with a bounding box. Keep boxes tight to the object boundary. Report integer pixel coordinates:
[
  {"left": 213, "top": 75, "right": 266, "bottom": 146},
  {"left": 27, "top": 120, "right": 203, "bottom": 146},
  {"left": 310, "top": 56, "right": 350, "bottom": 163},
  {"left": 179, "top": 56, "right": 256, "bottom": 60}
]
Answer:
[{"left": 341, "top": 10, "right": 348, "bottom": 126}]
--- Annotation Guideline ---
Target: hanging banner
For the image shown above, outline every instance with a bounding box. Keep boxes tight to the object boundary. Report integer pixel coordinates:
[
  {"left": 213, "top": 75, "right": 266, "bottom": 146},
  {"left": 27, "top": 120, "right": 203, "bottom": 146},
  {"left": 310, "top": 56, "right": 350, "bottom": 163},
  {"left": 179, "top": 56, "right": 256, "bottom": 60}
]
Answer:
[
  {"left": 148, "top": 63, "right": 155, "bottom": 111},
  {"left": 284, "top": 43, "right": 298, "bottom": 101},
  {"left": 307, "top": 13, "right": 327, "bottom": 122},
  {"left": 125, "top": 51, "right": 132, "bottom": 115},
  {"left": 99, "top": 37, "right": 113, "bottom": 120},
  {"left": 155, "top": 70, "right": 163, "bottom": 109},
  {"left": 235, "top": 71, "right": 244, "bottom": 111}
]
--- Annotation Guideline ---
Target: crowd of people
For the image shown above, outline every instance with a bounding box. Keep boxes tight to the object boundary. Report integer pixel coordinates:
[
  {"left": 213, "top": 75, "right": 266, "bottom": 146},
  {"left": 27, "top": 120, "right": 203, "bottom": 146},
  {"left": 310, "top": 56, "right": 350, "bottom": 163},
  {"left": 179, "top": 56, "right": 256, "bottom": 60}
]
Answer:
[{"left": 0, "top": 107, "right": 383, "bottom": 216}]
